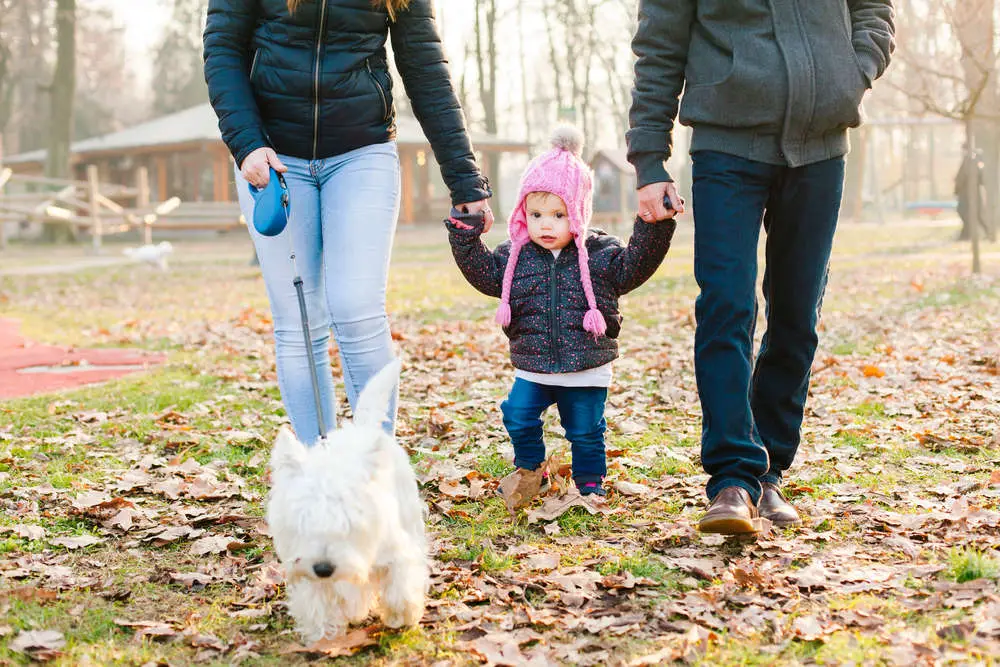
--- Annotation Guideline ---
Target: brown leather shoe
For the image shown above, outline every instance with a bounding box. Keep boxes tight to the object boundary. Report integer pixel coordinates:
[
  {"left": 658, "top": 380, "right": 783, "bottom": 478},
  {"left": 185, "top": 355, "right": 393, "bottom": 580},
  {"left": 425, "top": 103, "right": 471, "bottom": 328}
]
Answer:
[
  {"left": 759, "top": 482, "right": 802, "bottom": 527},
  {"left": 698, "top": 486, "right": 762, "bottom": 534}
]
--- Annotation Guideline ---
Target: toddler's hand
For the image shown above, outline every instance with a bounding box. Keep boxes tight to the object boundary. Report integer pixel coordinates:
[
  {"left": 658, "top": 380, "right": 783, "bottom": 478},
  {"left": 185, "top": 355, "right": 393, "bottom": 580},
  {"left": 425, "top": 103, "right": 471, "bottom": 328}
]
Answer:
[
  {"left": 456, "top": 200, "right": 494, "bottom": 232},
  {"left": 449, "top": 207, "right": 486, "bottom": 233}
]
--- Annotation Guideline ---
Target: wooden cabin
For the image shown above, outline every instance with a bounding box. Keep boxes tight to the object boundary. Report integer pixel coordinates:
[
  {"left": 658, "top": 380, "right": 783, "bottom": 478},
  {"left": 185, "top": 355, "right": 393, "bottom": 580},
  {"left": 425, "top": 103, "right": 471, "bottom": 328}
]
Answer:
[
  {"left": 2, "top": 103, "right": 530, "bottom": 224},
  {"left": 590, "top": 148, "right": 638, "bottom": 226}
]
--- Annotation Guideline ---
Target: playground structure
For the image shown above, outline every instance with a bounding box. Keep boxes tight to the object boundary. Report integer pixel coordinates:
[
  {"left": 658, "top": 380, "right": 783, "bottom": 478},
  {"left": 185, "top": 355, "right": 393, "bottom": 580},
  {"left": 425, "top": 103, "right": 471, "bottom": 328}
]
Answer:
[{"left": 0, "top": 165, "right": 244, "bottom": 250}]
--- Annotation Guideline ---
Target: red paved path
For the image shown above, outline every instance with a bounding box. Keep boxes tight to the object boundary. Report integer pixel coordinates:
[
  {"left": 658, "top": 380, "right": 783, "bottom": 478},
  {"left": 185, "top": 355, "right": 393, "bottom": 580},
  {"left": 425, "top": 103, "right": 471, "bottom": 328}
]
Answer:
[{"left": 0, "top": 319, "right": 165, "bottom": 400}]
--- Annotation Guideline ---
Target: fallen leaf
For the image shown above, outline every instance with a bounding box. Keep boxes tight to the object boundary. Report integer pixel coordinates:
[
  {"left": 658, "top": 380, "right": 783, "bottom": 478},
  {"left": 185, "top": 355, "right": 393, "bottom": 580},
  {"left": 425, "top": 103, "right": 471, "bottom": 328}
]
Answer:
[
  {"left": 169, "top": 572, "right": 216, "bottom": 588},
  {"left": 990, "top": 469, "right": 1000, "bottom": 487},
  {"left": 114, "top": 619, "right": 179, "bottom": 641},
  {"left": 7, "top": 524, "right": 46, "bottom": 540},
  {"left": 599, "top": 570, "right": 658, "bottom": 590},
  {"left": 190, "top": 535, "right": 235, "bottom": 556},
  {"left": 499, "top": 465, "right": 547, "bottom": 513},
  {"left": 9, "top": 630, "right": 66, "bottom": 660},
  {"left": 862, "top": 364, "right": 885, "bottom": 378},
  {"left": 142, "top": 525, "right": 201, "bottom": 546},
  {"left": 282, "top": 627, "right": 377, "bottom": 658},
  {"left": 664, "top": 557, "right": 722, "bottom": 580},
  {"left": 70, "top": 491, "right": 112, "bottom": 510},
  {"left": 152, "top": 479, "right": 183, "bottom": 500},
  {"left": 614, "top": 480, "right": 652, "bottom": 497},
  {"left": 792, "top": 615, "right": 830, "bottom": 642},
  {"left": 438, "top": 479, "right": 470, "bottom": 499},
  {"left": 630, "top": 646, "right": 680, "bottom": 666},
  {"left": 49, "top": 535, "right": 104, "bottom": 550},
  {"left": 526, "top": 490, "right": 614, "bottom": 524},
  {"left": 789, "top": 562, "right": 838, "bottom": 590},
  {"left": 103, "top": 507, "right": 143, "bottom": 532},
  {"left": 186, "top": 632, "right": 228, "bottom": 652},
  {"left": 460, "top": 630, "right": 543, "bottom": 666},
  {"left": 0, "top": 586, "right": 59, "bottom": 603},
  {"left": 680, "top": 625, "right": 716, "bottom": 662},
  {"left": 522, "top": 553, "right": 560, "bottom": 571},
  {"left": 71, "top": 495, "right": 135, "bottom": 522},
  {"left": 884, "top": 536, "right": 921, "bottom": 560}
]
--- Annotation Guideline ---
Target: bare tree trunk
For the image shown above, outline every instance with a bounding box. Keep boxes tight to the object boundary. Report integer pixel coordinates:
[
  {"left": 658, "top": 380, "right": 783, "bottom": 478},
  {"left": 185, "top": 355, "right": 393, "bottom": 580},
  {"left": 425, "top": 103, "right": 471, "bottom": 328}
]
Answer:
[
  {"left": 474, "top": 0, "right": 501, "bottom": 213},
  {"left": 953, "top": 0, "right": 998, "bottom": 241},
  {"left": 580, "top": 3, "right": 597, "bottom": 149},
  {"left": 0, "top": 30, "right": 13, "bottom": 137},
  {"left": 517, "top": 0, "right": 532, "bottom": 144},
  {"left": 544, "top": 0, "right": 564, "bottom": 112},
  {"left": 44, "top": 0, "right": 77, "bottom": 243},
  {"left": 965, "top": 121, "right": 983, "bottom": 273},
  {"left": 845, "top": 127, "right": 868, "bottom": 221}
]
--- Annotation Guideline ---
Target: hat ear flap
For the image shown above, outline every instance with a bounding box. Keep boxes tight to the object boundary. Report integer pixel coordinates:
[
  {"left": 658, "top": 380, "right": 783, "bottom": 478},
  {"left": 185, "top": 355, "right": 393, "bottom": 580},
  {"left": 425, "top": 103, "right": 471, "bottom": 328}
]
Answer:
[{"left": 508, "top": 198, "right": 530, "bottom": 244}]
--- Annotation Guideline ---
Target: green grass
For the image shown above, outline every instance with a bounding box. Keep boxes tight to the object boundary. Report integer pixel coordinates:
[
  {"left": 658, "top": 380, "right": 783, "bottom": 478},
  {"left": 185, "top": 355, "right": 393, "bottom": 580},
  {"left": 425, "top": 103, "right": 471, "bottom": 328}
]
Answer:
[
  {"left": 440, "top": 542, "right": 515, "bottom": 572},
  {"left": 848, "top": 401, "right": 887, "bottom": 420},
  {"left": 476, "top": 451, "right": 513, "bottom": 479},
  {"left": 947, "top": 548, "right": 999, "bottom": 583},
  {"left": 2, "top": 226, "right": 998, "bottom": 664},
  {"left": 832, "top": 430, "right": 876, "bottom": 450},
  {"left": 598, "top": 553, "right": 673, "bottom": 585}
]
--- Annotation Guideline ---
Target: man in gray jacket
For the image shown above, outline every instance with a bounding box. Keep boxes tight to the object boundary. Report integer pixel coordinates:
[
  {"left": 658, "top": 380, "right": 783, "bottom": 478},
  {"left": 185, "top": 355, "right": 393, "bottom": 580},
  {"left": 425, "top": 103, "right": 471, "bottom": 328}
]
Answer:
[{"left": 627, "top": 0, "right": 894, "bottom": 534}]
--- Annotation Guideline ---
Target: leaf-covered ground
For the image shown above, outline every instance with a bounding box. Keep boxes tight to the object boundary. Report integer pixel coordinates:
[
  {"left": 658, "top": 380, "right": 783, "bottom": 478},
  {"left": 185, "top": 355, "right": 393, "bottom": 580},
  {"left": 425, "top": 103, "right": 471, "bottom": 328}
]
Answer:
[{"left": 0, "top": 221, "right": 998, "bottom": 665}]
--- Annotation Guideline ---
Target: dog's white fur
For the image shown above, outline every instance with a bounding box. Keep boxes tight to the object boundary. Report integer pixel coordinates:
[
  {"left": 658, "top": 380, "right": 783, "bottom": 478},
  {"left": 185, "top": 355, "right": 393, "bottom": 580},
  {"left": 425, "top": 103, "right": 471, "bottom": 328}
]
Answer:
[
  {"left": 266, "top": 359, "right": 428, "bottom": 642},
  {"left": 123, "top": 241, "right": 173, "bottom": 271}
]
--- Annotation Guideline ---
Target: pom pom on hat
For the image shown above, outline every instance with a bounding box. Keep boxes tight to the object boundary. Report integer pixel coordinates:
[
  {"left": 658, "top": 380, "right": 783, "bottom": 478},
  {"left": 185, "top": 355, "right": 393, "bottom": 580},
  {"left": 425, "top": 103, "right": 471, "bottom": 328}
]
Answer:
[{"left": 549, "top": 125, "right": 584, "bottom": 156}]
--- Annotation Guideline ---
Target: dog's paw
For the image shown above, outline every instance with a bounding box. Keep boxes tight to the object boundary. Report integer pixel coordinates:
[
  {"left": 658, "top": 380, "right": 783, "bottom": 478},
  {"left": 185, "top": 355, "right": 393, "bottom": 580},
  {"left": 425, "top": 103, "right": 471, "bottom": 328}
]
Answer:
[{"left": 382, "top": 599, "right": 424, "bottom": 629}]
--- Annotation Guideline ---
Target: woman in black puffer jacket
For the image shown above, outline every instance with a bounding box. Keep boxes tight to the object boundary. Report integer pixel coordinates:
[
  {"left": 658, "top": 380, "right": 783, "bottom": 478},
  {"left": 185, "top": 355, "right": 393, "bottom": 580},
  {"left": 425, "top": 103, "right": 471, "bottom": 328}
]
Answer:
[{"left": 204, "top": 0, "right": 492, "bottom": 444}]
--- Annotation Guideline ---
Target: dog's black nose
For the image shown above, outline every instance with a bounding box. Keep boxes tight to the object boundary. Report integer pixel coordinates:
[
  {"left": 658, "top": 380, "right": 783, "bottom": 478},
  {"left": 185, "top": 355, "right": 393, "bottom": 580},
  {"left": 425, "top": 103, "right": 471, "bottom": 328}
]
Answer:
[{"left": 312, "top": 561, "right": 335, "bottom": 578}]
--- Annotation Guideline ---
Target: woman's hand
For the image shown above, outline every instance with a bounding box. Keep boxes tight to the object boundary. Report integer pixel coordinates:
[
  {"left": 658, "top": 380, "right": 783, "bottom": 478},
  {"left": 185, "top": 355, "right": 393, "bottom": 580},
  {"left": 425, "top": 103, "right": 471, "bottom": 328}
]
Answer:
[
  {"left": 241, "top": 147, "right": 287, "bottom": 188},
  {"left": 456, "top": 200, "right": 494, "bottom": 233}
]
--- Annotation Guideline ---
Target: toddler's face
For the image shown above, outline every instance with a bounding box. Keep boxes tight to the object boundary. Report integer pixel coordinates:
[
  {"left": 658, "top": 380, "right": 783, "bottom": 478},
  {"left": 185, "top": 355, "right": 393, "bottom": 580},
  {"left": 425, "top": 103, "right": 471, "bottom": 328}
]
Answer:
[{"left": 525, "top": 192, "right": 573, "bottom": 251}]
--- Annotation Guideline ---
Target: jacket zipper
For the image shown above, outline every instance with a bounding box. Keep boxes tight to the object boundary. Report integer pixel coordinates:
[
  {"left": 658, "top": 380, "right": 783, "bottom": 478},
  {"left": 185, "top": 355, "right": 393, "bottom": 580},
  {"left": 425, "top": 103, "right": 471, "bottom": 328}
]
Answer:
[
  {"left": 312, "top": 0, "right": 328, "bottom": 160},
  {"left": 366, "top": 59, "right": 389, "bottom": 122},
  {"left": 249, "top": 48, "right": 260, "bottom": 83},
  {"left": 549, "top": 256, "right": 562, "bottom": 372}
]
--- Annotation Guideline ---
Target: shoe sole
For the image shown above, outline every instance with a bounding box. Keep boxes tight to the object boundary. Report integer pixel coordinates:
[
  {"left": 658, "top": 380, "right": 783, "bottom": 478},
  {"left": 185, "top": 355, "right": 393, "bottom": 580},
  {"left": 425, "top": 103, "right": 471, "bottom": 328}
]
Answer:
[
  {"left": 764, "top": 516, "right": 802, "bottom": 528},
  {"left": 698, "top": 516, "right": 767, "bottom": 534}
]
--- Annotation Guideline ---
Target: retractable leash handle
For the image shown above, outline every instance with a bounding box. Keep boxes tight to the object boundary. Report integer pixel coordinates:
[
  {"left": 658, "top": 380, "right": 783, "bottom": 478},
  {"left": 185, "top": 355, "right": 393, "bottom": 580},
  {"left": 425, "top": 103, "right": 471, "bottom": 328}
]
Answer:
[
  {"left": 248, "top": 168, "right": 329, "bottom": 441},
  {"left": 247, "top": 168, "right": 290, "bottom": 237}
]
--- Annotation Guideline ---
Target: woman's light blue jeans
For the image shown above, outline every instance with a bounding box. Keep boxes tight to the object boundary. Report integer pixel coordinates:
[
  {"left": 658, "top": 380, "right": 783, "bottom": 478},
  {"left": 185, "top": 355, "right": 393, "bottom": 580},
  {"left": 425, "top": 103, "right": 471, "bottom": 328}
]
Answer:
[{"left": 234, "top": 142, "right": 400, "bottom": 444}]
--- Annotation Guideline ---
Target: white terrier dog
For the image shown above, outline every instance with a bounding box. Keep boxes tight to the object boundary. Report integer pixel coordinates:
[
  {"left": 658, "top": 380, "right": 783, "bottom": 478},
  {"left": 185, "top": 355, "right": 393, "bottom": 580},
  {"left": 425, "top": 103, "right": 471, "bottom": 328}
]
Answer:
[
  {"left": 123, "top": 241, "right": 173, "bottom": 271},
  {"left": 266, "top": 359, "right": 428, "bottom": 642}
]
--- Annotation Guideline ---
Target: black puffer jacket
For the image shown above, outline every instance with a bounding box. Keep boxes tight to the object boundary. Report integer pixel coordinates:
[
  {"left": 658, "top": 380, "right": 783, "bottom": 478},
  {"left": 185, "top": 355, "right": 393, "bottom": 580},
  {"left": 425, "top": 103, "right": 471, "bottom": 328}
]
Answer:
[
  {"left": 203, "top": 0, "right": 491, "bottom": 205},
  {"left": 447, "top": 215, "right": 676, "bottom": 373}
]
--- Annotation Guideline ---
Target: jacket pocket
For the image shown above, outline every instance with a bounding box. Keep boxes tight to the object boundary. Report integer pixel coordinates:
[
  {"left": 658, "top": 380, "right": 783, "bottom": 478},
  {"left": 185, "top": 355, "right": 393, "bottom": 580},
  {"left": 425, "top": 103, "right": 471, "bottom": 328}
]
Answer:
[
  {"left": 679, "top": 33, "right": 786, "bottom": 130},
  {"left": 807, "top": 24, "right": 869, "bottom": 133},
  {"left": 366, "top": 60, "right": 391, "bottom": 123},
  {"left": 249, "top": 48, "right": 261, "bottom": 84}
]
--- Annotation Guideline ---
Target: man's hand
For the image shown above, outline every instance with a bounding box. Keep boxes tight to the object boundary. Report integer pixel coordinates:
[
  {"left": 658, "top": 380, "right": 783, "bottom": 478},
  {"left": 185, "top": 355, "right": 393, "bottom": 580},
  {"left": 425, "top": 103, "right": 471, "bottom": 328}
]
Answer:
[
  {"left": 241, "top": 147, "right": 287, "bottom": 188},
  {"left": 456, "top": 199, "right": 494, "bottom": 233},
  {"left": 638, "top": 181, "right": 685, "bottom": 222}
]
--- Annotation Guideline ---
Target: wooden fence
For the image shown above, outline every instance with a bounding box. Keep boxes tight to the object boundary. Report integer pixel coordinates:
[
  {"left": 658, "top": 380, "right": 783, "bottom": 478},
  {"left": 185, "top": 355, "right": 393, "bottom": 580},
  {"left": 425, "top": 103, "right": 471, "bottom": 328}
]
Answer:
[{"left": 0, "top": 166, "right": 243, "bottom": 250}]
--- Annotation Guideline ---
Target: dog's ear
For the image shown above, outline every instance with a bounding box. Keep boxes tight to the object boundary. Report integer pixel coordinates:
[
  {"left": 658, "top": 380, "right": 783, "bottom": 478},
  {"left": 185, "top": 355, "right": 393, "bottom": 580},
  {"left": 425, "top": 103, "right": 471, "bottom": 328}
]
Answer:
[
  {"left": 354, "top": 358, "right": 401, "bottom": 430},
  {"left": 271, "top": 426, "right": 306, "bottom": 476}
]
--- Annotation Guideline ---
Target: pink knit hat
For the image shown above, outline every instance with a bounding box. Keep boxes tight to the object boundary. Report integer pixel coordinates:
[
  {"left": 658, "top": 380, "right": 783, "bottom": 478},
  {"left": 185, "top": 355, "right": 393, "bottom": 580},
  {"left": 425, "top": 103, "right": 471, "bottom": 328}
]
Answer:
[{"left": 496, "top": 126, "right": 605, "bottom": 338}]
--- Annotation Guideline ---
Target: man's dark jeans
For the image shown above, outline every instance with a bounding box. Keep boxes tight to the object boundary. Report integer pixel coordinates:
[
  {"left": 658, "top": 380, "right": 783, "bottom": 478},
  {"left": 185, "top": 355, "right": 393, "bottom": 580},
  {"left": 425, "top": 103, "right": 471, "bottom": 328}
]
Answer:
[{"left": 691, "top": 150, "right": 844, "bottom": 505}]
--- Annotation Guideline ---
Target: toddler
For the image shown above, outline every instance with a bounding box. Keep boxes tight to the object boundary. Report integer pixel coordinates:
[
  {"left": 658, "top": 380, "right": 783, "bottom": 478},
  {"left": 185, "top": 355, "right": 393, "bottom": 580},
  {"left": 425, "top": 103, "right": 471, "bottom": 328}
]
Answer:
[{"left": 445, "top": 127, "right": 676, "bottom": 504}]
